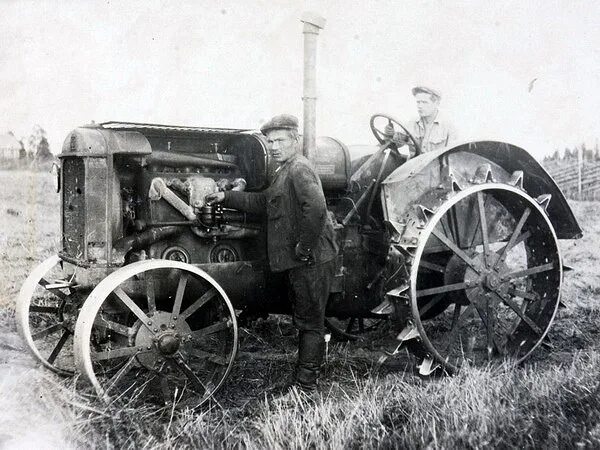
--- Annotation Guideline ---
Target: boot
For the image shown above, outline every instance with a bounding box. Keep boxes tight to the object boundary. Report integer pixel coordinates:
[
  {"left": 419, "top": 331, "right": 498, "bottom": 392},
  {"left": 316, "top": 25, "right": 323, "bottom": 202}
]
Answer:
[{"left": 294, "top": 332, "right": 325, "bottom": 392}]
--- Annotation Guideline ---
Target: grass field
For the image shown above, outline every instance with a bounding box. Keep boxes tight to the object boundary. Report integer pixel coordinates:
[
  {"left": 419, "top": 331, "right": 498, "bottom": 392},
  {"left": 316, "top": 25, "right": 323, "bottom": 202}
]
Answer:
[{"left": 2, "top": 169, "right": 600, "bottom": 449}]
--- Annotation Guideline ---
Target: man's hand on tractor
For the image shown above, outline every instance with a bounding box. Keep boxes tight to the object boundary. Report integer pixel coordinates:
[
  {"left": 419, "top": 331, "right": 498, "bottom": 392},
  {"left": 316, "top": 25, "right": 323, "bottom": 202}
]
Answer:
[
  {"left": 383, "top": 122, "right": 409, "bottom": 146},
  {"left": 205, "top": 191, "right": 225, "bottom": 205},
  {"left": 392, "top": 131, "right": 409, "bottom": 145},
  {"left": 383, "top": 122, "right": 395, "bottom": 138},
  {"left": 295, "top": 242, "right": 313, "bottom": 265}
]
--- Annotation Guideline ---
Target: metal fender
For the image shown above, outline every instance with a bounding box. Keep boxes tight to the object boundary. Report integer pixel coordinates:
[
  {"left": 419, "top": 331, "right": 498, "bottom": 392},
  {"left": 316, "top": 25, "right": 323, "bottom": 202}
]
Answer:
[{"left": 381, "top": 140, "right": 582, "bottom": 240}]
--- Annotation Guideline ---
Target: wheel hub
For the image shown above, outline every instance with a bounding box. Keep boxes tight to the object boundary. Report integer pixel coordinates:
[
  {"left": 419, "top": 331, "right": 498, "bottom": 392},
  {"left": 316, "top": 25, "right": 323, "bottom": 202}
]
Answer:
[
  {"left": 157, "top": 333, "right": 180, "bottom": 355},
  {"left": 133, "top": 311, "right": 192, "bottom": 369},
  {"left": 464, "top": 252, "right": 510, "bottom": 303},
  {"left": 484, "top": 273, "right": 501, "bottom": 290}
]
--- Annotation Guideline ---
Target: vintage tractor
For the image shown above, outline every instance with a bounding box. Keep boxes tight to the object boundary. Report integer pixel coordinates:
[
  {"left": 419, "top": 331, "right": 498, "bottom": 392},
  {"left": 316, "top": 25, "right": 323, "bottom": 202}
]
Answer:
[{"left": 16, "top": 14, "right": 581, "bottom": 408}]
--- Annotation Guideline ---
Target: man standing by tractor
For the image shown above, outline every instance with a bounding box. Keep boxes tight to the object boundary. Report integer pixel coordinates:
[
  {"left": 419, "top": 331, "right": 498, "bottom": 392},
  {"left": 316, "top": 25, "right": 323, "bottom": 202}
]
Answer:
[
  {"left": 385, "top": 86, "right": 457, "bottom": 153},
  {"left": 205, "top": 114, "right": 338, "bottom": 393}
]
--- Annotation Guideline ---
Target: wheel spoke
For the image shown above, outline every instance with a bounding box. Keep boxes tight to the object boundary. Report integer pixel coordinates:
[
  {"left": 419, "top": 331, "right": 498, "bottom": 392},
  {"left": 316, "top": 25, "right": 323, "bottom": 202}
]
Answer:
[
  {"left": 507, "top": 231, "right": 531, "bottom": 251},
  {"left": 431, "top": 228, "right": 481, "bottom": 273},
  {"left": 417, "top": 282, "right": 468, "bottom": 298},
  {"left": 450, "top": 303, "right": 462, "bottom": 330},
  {"left": 477, "top": 192, "right": 490, "bottom": 267},
  {"left": 94, "top": 316, "right": 132, "bottom": 337},
  {"left": 30, "top": 305, "right": 61, "bottom": 314},
  {"left": 358, "top": 318, "right": 365, "bottom": 333},
  {"left": 113, "top": 287, "right": 153, "bottom": 331},
  {"left": 47, "top": 330, "right": 71, "bottom": 364},
  {"left": 92, "top": 346, "right": 145, "bottom": 361},
  {"left": 472, "top": 299, "right": 502, "bottom": 358},
  {"left": 466, "top": 194, "right": 491, "bottom": 248},
  {"left": 419, "top": 260, "right": 446, "bottom": 273},
  {"left": 190, "top": 320, "right": 230, "bottom": 339},
  {"left": 439, "top": 216, "right": 454, "bottom": 243},
  {"left": 159, "top": 374, "right": 172, "bottom": 405},
  {"left": 345, "top": 317, "right": 357, "bottom": 334},
  {"left": 493, "top": 292, "right": 542, "bottom": 336},
  {"left": 508, "top": 288, "right": 538, "bottom": 301},
  {"left": 171, "top": 354, "right": 207, "bottom": 394},
  {"left": 145, "top": 272, "right": 156, "bottom": 315},
  {"left": 32, "top": 322, "right": 66, "bottom": 340},
  {"left": 494, "top": 207, "right": 531, "bottom": 270},
  {"left": 170, "top": 273, "right": 189, "bottom": 323},
  {"left": 503, "top": 262, "right": 555, "bottom": 281},
  {"left": 105, "top": 354, "right": 139, "bottom": 394},
  {"left": 38, "top": 278, "right": 69, "bottom": 301},
  {"left": 443, "top": 303, "right": 476, "bottom": 351},
  {"left": 449, "top": 205, "right": 461, "bottom": 248},
  {"left": 180, "top": 288, "right": 218, "bottom": 320},
  {"left": 189, "top": 349, "right": 228, "bottom": 366},
  {"left": 419, "top": 293, "right": 445, "bottom": 316},
  {"left": 485, "top": 299, "right": 496, "bottom": 358}
]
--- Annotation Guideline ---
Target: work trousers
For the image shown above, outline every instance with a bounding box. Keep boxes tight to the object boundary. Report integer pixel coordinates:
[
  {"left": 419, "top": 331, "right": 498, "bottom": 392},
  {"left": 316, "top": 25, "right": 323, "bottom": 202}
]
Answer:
[
  {"left": 287, "top": 259, "right": 336, "bottom": 386},
  {"left": 288, "top": 258, "right": 336, "bottom": 336}
]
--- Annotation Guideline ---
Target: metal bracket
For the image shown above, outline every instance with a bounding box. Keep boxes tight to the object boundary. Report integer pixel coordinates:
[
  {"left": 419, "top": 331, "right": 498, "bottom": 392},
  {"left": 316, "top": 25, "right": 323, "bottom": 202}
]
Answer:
[
  {"left": 418, "top": 356, "right": 441, "bottom": 376},
  {"left": 441, "top": 165, "right": 463, "bottom": 192},
  {"left": 385, "top": 284, "right": 409, "bottom": 298},
  {"left": 416, "top": 204, "right": 435, "bottom": 223},
  {"left": 508, "top": 170, "right": 524, "bottom": 189},
  {"left": 472, "top": 163, "right": 494, "bottom": 184},
  {"left": 371, "top": 298, "right": 394, "bottom": 315},
  {"left": 385, "top": 324, "right": 420, "bottom": 356},
  {"left": 536, "top": 194, "right": 551, "bottom": 211}
]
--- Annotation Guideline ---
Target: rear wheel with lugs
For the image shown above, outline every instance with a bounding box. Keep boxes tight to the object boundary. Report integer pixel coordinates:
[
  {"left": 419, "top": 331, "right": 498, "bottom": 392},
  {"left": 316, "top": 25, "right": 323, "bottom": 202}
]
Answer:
[{"left": 409, "top": 184, "right": 561, "bottom": 373}]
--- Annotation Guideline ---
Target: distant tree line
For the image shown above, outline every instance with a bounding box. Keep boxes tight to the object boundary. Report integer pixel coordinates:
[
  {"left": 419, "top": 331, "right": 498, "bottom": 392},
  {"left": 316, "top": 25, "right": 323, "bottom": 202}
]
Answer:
[
  {"left": 543, "top": 141, "right": 600, "bottom": 163},
  {"left": 1, "top": 125, "right": 54, "bottom": 170},
  {"left": 8, "top": 125, "right": 52, "bottom": 161}
]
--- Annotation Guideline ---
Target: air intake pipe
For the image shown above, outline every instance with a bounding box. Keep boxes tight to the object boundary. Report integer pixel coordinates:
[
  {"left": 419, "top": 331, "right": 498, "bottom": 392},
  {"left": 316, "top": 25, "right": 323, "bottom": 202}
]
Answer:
[{"left": 301, "top": 12, "right": 326, "bottom": 160}]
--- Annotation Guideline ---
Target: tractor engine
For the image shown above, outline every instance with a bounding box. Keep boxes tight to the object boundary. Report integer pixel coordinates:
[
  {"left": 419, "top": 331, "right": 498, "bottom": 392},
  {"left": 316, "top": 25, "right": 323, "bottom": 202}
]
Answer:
[
  {"left": 58, "top": 124, "right": 269, "bottom": 292},
  {"left": 58, "top": 122, "right": 351, "bottom": 308}
]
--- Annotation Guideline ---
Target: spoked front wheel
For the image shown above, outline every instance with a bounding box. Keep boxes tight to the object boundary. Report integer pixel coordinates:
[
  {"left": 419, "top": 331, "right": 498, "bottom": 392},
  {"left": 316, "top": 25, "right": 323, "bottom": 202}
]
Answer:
[
  {"left": 74, "top": 260, "right": 238, "bottom": 409},
  {"left": 16, "top": 255, "right": 83, "bottom": 375}
]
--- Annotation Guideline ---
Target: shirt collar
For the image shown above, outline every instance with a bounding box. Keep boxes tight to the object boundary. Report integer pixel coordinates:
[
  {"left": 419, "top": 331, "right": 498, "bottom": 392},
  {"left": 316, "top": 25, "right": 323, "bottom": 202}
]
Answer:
[
  {"left": 274, "top": 152, "right": 300, "bottom": 173},
  {"left": 418, "top": 110, "right": 442, "bottom": 126}
]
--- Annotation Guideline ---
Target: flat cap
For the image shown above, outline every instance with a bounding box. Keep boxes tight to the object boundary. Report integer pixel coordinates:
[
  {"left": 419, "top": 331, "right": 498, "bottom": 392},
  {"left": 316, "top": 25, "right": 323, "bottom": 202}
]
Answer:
[
  {"left": 411, "top": 86, "right": 442, "bottom": 100},
  {"left": 260, "top": 114, "right": 299, "bottom": 135}
]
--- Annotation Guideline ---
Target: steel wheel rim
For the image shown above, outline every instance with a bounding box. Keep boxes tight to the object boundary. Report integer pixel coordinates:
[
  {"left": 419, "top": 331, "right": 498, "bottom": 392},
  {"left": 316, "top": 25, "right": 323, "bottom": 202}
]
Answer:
[
  {"left": 409, "top": 183, "right": 562, "bottom": 372},
  {"left": 74, "top": 259, "right": 238, "bottom": 409},
  {"left": 16, "top": 255, "right": 79, "bottom": 375}
]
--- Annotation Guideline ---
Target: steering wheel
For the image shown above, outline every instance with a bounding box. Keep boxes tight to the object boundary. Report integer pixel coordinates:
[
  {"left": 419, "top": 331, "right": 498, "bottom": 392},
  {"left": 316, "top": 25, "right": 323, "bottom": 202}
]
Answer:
[{"left": 370, "top": 113, "right": 422, "bottom": 157}]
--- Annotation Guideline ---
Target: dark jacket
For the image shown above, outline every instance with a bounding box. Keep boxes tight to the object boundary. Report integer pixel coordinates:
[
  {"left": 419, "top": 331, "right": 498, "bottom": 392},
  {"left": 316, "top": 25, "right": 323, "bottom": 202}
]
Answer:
[{"left": 223, "top": 153, "right": 338, "bottom": 272}]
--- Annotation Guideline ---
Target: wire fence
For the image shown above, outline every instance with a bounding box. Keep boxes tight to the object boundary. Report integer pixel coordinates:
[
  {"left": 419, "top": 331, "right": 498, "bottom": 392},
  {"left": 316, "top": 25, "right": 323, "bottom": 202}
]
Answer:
[{"left": 543, "top": 160, "right": 600, "bottom": 201}]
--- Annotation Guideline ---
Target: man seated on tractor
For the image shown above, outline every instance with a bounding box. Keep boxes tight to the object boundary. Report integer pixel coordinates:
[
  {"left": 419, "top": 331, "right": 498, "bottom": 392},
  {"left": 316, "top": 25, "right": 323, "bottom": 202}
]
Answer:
[
  {"left": 205, "top": 114, "right": 338, "bottom": 393},
  {"left": 385, "top": 86, "right": 457, "bottom": 153}
]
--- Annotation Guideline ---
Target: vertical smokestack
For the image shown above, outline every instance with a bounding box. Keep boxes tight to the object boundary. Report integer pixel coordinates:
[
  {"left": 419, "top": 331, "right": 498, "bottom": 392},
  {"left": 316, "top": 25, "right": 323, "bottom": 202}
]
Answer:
[{"left": 301, "top": 12, "right": 326, "bottom": 160}]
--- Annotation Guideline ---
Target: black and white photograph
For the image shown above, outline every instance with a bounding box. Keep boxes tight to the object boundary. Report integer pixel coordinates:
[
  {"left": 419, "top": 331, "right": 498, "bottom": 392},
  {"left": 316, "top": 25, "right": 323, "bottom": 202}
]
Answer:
[{"left": 1, "top": 0, "right": 599, "bottom": 448}]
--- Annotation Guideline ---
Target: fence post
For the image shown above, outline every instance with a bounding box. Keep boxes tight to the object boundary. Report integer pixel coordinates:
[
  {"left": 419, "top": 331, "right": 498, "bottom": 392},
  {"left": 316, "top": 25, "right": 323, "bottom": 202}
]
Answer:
[{"left": 578, "top": 146, "right": 582, "bottom": 200}]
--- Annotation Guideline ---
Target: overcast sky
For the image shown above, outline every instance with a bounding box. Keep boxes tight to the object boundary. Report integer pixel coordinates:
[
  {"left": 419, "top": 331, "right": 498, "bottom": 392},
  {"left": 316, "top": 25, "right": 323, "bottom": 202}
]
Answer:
[{"left": 1, "top": 0, "right": 599, "bottom": 159}]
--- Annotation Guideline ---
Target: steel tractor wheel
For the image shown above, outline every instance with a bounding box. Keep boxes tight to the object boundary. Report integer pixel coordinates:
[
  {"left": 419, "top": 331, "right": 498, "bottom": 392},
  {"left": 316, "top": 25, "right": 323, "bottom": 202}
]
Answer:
[
  {"left": 16, "top": 255, "right": 83, "bottom": 375},
  {"left": 383, "top": 168, "right": 562, "bottom": 375},
  {"left": 73, "top": 260, "right": 238, "bottom": 408}
]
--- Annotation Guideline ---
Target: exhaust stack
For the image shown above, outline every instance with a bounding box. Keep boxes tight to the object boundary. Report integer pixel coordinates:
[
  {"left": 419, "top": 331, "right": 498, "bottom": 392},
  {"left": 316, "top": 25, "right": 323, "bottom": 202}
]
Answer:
[{"left": 301, "top": 12, "right": 326, "bottom": 160}]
